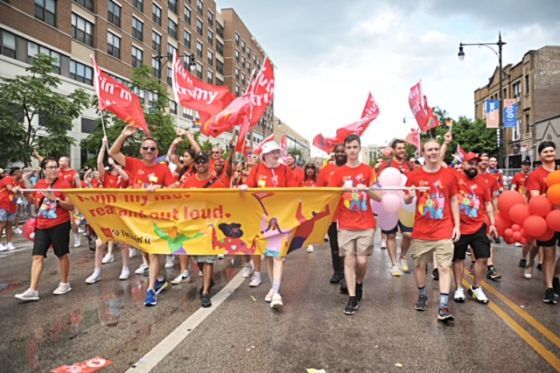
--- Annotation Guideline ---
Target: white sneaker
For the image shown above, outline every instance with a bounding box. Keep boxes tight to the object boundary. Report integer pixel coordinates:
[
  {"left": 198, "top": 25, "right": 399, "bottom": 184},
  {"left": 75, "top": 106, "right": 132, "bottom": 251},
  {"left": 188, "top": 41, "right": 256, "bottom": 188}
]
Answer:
[
  {"left": 15, "top": 288, "right": 39, "bottom": 301},
  {"left": 165, "top": 256, "right": 175, "bottom": 269},
  {"left": 265, "top": 288, "right": 274, "bottom": 303},
  {"left": 514, "top": 242, "right": 523, "bottom": 247},
  {"left": 85, "top": 271, "right": 101, "bottom": 284},
  {"left": 129, "top": 248, "right": 137, "bottom": 258},
  {"left": 134, "top": 263, "right": 149, "bottom": 275},
  {"left": 454, "top": 288, "right": 466, "bottom": 303},
  {"left": 217, "top": 254, "right": 225, "bottom": 259},
  {"left": 14, "top": 227, "right": 23, "bottom": 235},
  {"left": 306, "top": 245, "right": 314, "bottom": 253},
  {"left": 119, "top": 267, "right": 130, "bottom": 280},
  {"left": 73, "top": 235, "right": 81, "bottom": 248},
  {"left": 6, "top": 242, "right": 16, "bottom": 251},
  {"left": 249, "top": 273, "right": 262, "bottom": 287},
  {"left": 523, "top": 265, "right": 533, "bottom": 279},
  {"left": 391, "top": 266, "right": 403, "bottom": 277},
  {"left": 471, "top": 286, "right": 490, "bottom": 304},
  {"left": 101, "top": 253, "right": 114, "bottom": 264},
  {"left": 0, "top": 243, "right": 7, "bottom": 252},
  {"left": 242, "top": 264, "right": 254, "bottom": 278},
  {"left": 271, "top": 293, "right": 283, "bottom": 310},
  {"left": 171, "top": 271, "right": 191, "bottom": 285},
  {"left": 53, "top": 282, "right": 72, "bottom": 295},
  {"left": 381, "top": 239, "right": 387, "bottom": 249},
  {"left": 198, "top": 270, "right": 203, "bottom": 277},
  {"left": 400, "top": 258, "right": 410, "bottom": 273}
]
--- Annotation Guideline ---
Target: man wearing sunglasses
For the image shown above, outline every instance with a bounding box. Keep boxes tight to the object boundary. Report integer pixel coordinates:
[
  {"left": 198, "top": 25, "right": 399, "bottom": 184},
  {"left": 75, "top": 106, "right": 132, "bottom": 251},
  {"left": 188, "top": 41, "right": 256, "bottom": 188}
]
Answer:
[{"left": 109, "top": 125, "right": 176, "bottom": 307}]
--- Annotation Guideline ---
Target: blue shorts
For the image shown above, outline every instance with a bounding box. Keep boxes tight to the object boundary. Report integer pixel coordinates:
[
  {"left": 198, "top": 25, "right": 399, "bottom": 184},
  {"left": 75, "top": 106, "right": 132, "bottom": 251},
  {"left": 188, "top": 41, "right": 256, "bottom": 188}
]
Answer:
[{"left": 0, "top": 209, "right": 16, "bottom": 223}]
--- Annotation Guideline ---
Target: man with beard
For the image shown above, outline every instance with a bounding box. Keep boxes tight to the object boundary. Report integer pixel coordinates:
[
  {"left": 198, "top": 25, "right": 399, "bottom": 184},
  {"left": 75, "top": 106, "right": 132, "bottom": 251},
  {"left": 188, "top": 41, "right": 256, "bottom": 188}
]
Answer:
[
  {"left": 317, "top": 144, "right": 347, "bottom": 287},
  {"left": 488, "top": 156, "right": 504, "bottom": 194},
  {"left": 452, "top": 153, "right": 497, "bottom": 304}
]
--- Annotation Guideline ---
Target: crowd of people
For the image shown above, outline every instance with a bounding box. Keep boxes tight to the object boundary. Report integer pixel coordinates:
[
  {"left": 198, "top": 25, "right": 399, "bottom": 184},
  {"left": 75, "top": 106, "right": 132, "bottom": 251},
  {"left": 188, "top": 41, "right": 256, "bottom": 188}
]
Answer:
[{"left": 1, "top": 126, "right": 559, "bottom": 322}]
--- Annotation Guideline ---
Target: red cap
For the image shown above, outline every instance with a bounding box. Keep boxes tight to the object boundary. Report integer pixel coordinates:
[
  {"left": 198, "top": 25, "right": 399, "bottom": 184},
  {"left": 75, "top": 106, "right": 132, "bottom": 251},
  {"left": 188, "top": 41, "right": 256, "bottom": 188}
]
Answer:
[{"left": 463, "top": 152, "right": 480, "bottom": 163}]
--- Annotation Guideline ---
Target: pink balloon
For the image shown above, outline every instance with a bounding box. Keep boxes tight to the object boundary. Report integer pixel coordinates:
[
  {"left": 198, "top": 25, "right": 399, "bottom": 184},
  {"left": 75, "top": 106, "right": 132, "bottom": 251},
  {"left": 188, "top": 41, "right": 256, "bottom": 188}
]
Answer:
[
  {"left": 400, "top": 174, "right": 407, "bottom": 187},
  {"left": 382, "top": 193, "right": 402, "bottom": 213},
  {"left": 377, "top": 210, "right": 399, "bottom": 231},
  {"left": 379, "top": 167, "right": 402, "bottom": 187}
]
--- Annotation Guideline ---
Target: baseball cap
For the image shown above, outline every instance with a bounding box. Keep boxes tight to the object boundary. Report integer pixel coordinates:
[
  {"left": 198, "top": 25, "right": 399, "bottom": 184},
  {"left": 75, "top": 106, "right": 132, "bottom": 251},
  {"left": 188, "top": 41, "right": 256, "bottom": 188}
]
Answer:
[
  {"left": 194, "top": 152, "right": 209, "bottom": 163},
  {"left": 463, "top": 152, "right": 480, "bottom": 163},
  {"left": 260, "top": 141, "right": 281, "bottom": 160}
]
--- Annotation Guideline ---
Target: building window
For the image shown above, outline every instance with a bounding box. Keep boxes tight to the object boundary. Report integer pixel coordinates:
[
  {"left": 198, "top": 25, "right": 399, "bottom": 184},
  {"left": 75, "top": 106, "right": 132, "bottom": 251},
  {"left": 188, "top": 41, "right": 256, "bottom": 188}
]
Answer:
[
  {"left": 235, "top": 32, "right": 240, "bottom": 45},
  {"left": 81, "top": 117, "right": 96, "bottom": 134},
  {"left": 216, "top": 40, "right": 223, "bottom": 55},
  {"left": 132, "top": 17, "right": 143, "bottom": 41},
  {"left": 513, "top": 81, "right": 521, "bottom": 100},
  {"left": 1, "top": 31, "right": 16, "bottom": 59},
  {"left": 196, "top": 41, "right": 203, "bottom": 58},
  {"left": 234, "top": 49, "right": 239, "bottom": 62},
  {"left": 69, "top": 60, "right": 93, "bottom": 85},
  {"left": 169, "top": 100, "right": 178, "bottom": 114},
  {"left": 27, "top": 42, "right": 60, "bottom": 73},
  {"left": 241, "top": 40, "right": 245, "bottom": 52},
  {"left": 71, "top": 13, "right": 94, "bottom": 46},
  {"left": 184, "top": 6, "right": 191, "bottom": 24},
  {"left": 241, "top": 73, "right": 245, "bottom": 85},
  {"left": 216, "top": 23, "right": 224, "bottom": 38},
  {"left": 207, "top": 50, "right": 213, "bottom": 65},
  {"left": 235, "top": 67, "right": 239, "bottom": 79},
  {"left": 134, "top": 87, "right": 146, "bottom": 104},
  {"left": 195, "top": 62, "right": 202, "bottom": 79},
  {"left": 152, "top": 32, "right": 161, "bottom": 53},
  {"left": 234, "top": 85, "right": 239, "bottom": 96},
  {"left": 131, "top": 46, "right": 143, "bottom": 68},
  {"left": 168, "top": 0, "right": 177, "bottom": 13},
  {"left": 152, "top": 57, "right": 161, "bottom": 78},
  {"left": 152, "top": 3, "right": 162, "bottom": 26},
  {"left": 184, "top": 30, "right": 191, "bottom": 49},
  {"left": 207, "top": 29, "right": 214, "bottom": 45},
  {"left": 216, "top": 60, "right": 223, "bottom": 75},
  {"left": 216, "top": 77, "right": 224, "bottom": 86},
  {"left": 107, "top": 32, "right": 121, "bottom": 58},
  {"left": 107, "top": 0, "right": 121, "bottom": 27},
  {"left": 167, "top": 65, "right": 173, "bottom": 86},
  {"left": 207, "top": 70, "right": 213, "bottom": 84},
  {"left": 241, "top": 56, "right": 245, "bottom": 68},
  {"left": 35, "top": 0, "right": 57, "bottom": 27},
  {"left": 73, "top": 0, "right": 93, "bottom": 11},
  {"left": 525, "top": 113, "right": 530, "bottom": 133},
  {"left": 196, "top": 19, "right": 203, "bottom": 35},
  {"left": 168, "top": 18, "right": 177, "bottom": 39},
  {"left": 132, "top": 0, "right": 143, "bottom": 12},
  {"left": 207, "top": 10, "right": 213, "bottom": 25},
  {"left": 196, "top": 0, "right": 203, "bottom": 13},
  {"left": 167, "top": 43, "right": 177, "bottom": 60},
  {"left": 525, "top": 75, "right": 530, "bottom": 94}
]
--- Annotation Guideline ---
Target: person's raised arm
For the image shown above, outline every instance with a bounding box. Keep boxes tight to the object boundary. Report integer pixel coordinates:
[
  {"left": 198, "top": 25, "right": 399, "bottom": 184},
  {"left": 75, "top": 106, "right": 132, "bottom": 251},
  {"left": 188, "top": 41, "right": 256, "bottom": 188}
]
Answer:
[
  {"left": 109, "top": 125, "right": 137, "bottom": 166},
  {"left": 97, "top": 136, "right": 108, "bottom": 181}
]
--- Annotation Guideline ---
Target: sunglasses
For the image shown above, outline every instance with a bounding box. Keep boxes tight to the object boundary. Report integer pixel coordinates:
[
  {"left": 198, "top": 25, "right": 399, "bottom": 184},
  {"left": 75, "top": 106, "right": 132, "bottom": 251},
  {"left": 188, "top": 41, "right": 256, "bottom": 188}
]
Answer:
[
  {"left": 195, "top": 159, "right": 208, "bottom": 164},
  {"left": 142, "top": 146, "right": 157, "bottom": 152},
  {"left": 212, "top": 151, "right": 221, "bottom": 154}
]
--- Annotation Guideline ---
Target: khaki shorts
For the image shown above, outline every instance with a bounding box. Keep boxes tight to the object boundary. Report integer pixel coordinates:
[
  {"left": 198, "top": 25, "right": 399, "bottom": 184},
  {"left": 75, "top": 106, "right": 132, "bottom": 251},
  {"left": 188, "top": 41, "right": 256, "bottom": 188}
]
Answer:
[
  {"left": 411, "top": 239, "right": 453, "bottom": 268},
  {"left": 338, "top": 229, "right": 374, "bottom": 257}
]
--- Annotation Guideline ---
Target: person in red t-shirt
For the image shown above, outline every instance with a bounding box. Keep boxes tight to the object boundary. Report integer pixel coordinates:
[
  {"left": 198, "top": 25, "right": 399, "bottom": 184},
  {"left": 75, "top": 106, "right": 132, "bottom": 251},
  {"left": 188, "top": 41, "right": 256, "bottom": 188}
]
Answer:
[
  {"left": 240, "top": 141, "right": 296, "bottom": 310},
  {"left": 526, "top": 141, "right": 560, "bottom": 304},
  {"left": 378, "top": 139, "right": 414, "bottom": 277},
  {"left": 0, "top": 167, "right": 23, "bottom": 252},
  {"left": 452, "top": 153, "right": 497, "bottom": 305},
  {"left": 286, "top": 155, "right": 304, "bottom": 186},
  {"left": 15, "top": 158, "right": 75, "bottom": 302},
  {"left": 488, "top": 157, "right": 504, "bottom": 193},
  {"left": 328, "top": 135, "right": 381, "bottom": 316},
  {"left": 512, "top": 159, "right": 536, "bottom": 269},
  {"left": 317, "top": 144, "right": 347, "bottom": 286},
  {"left": 302, "top": 163, "right": 318, "bottom": 188},
  {"left": 109, "top": 125, "right": 176, "bottom": 307},
  {"left": 405, "top": 139, "right": 460, "bottom": 322}
]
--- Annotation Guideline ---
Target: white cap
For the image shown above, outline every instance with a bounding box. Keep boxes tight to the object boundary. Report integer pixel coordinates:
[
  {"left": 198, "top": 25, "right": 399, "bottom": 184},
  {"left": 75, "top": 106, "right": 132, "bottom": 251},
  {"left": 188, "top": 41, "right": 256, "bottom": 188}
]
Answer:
[{"left": 260, "top": 141, "right": 282, "bottom": 160}]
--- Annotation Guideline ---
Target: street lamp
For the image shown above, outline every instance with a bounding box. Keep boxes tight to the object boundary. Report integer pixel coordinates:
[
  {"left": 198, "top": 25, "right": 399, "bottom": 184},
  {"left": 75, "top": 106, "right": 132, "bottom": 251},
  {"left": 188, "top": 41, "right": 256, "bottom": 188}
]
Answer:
[
  {"left": 458, "top": 33, "right": 507, "bottom": 167},
  {"left": 152, "top": 53, "right": 197, "bottom": 79}
]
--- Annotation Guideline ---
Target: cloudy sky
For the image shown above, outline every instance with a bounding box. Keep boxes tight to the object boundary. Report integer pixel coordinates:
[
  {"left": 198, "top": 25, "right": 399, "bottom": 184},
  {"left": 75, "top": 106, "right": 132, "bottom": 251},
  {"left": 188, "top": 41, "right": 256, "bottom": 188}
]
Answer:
[{"left": 218, "top": 0, "right": 560, "bottom": 154}]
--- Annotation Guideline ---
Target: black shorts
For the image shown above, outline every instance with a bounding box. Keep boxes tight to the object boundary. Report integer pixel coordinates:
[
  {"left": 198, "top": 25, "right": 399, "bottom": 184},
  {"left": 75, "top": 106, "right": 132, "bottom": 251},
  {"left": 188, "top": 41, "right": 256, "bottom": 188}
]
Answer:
[
  {"left": 453, "top": 225, "right": 491, "bottom": 261},
  {"left": 32, "top": 222, "right": 71, "bottom": 258},
  {"left": 381, "top": 220, "right": 413, "bottom": 235},
  {"left": 536, "top": 233, "right": 560, "bottom": 248}
]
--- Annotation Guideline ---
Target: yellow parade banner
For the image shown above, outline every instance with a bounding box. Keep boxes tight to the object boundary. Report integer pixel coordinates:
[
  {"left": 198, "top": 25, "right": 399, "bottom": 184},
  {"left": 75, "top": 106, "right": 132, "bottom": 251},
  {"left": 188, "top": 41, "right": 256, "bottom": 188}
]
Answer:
[{"left": 66, "top": 188, "right": 341, "bottom": 256}]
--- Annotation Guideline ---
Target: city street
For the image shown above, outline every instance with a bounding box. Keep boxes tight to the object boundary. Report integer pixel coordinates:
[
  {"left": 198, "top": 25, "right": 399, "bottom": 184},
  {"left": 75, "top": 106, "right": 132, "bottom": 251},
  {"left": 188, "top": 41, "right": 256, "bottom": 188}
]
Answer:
[{"left": 1, "top": 234, "right": 559, "bottom": 372}]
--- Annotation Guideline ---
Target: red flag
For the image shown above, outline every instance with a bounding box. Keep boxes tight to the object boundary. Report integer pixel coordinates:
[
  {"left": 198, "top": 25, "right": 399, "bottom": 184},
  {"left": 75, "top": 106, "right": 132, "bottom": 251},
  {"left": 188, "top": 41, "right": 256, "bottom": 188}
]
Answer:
[
  {"left": 280, "top": 132, "right": 288, "bottom": 159},
  {"left": 172, "top": 53, "right": 234, "bottom": 125},
  {"left": 405, "top": 128, "right": 421, "bottom": 149},
  {"left": 91, "top": 56, "right": 151, "bottom": 136},
  {"left": 454, "top": 144, "right": 467, "bottom": 162},
  {"left": 336, "top": 92, "right": 380, "bottom": 140},
  {"left": 312, "top": 134, "right": 339, "bottom": 154},
  {"left": 235, "top": 115, "right": 251, "bottom": 153},
  {"left": 253, "top": 133, "right": 275, "bottom": 155},
  {"left": 408, "top": 81, "right": 440, "bottom": 132}
]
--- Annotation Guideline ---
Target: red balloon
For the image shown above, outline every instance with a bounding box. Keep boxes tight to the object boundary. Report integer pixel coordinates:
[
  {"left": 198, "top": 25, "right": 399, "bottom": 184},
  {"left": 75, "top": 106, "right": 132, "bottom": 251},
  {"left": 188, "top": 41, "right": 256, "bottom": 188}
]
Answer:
[
  {"left": 495, "top": 214, "right": 511, "bottom": 236},
  {"left": 546, "top": 210, "right": 560, "bottom": 232},
  {"left": 509, "top": 204, "right": 530, "bottom": 225},
  {"left": 511, "top": 224, "right": 521, "bottom": 232},
  {"left": 547, "top": 184, "right": 560, "bottom": 205},
  {"left": 523, "top": 215, "right": 548, "bottom": 237},
  {"left": 498, "top": 191, "right": 526, "bottom": 216},
  {"left": 520, "top": 237, "right": 528, "bottom": 245},
  {"left": 546, "top": 170, "right": 560, "bottom": 187},
  {"left": 504, "top": 228, "right": 513, "bottom": 238},
  {"left": 512, "top": 231, "right": 523, "bottom": 242},
  {"left": 536, "top": 229, "right": 555, "bottom": 241},
  {"left": 504, "top": 235, "right": 514, "bottom": 245},
  {"left": 528, "top": 196, "right": 552, "bottom": 217},
  {"left": 22, "top": 218, "right": 36, "bottom": 241}
]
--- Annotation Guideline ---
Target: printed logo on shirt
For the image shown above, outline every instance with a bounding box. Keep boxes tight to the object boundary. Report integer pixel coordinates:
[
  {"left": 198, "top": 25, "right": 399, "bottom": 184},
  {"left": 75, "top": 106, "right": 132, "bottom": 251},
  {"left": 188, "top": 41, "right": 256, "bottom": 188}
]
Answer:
[
  {"left": 38, "top": 198, "right": 58, "bottom": 220},
  {"left": 342, "top": 177, "right": 368, "bottom": 212},
  {"left": 418, "top": 180, "right": 445, "bottom": 220},
  {"left": 458, "top": 179, "right": 481, "bottom": 218}
]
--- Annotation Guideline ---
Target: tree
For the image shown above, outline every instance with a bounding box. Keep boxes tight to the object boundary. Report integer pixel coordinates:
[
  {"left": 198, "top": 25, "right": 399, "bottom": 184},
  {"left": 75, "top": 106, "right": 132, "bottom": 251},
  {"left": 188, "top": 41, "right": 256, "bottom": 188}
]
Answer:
[{"left": 0, "top": 54, "right": 90, "bottom": 166}]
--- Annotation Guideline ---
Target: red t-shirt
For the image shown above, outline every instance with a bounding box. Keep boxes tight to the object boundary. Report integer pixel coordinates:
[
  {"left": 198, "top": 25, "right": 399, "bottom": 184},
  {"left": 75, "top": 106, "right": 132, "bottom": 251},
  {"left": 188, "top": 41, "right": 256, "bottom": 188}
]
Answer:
[
  {"left": 317, "top": 163, "right": 340, "bottom": 187},
  {"left": 478, "top": 172, "right": 499, "bottom": 197},
  {"left": 290, "top": 166, "right": 304, "bottom": 186},
  {"left": 526, "top": 166, "right": 552, "bottom": 195},
  {"left": 59, "top": 168, "right": 79, "bottom": 188},
  {"left": 303, "top": 179, "right": 317, "bottom": 187},
  {"left": 380, "top": 158, "right": 413, "bottom": 176},
  {"left": 456, "top": 171, "right": 491, "bottom": 235},
  {"left": 489, "top": 169, "right": 504, "bottom": 189},
  {"left": 103, "top": 173, "right": 125, "bottom": 189},
  {"left": 124, "top": 156, "right": 175, "bottom": 188},
  {"left": 328, "top": 163, "right": 377, "bottom": 230},
  {"left": 0, "top": 176, "right": 18, "bottom": 213},
  {"left": 406, "top": 167, "right": 458, "bottom": 240},
  {"left": 181, "top": 174, "right": 227, "bottom": 188},
  {"left": 511, "top": 172, "right": 530, "bottom": 196},
  {"left": 34, "top": 178, "right": 72, "bottom": 229},
  {"left": 245, "top": 163, "right": 296, "bottom": 188}
]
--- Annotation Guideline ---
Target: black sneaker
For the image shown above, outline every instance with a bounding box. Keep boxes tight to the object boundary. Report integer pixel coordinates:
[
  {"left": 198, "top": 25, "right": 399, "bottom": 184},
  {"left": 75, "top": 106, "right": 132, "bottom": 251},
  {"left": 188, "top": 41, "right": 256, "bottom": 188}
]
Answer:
[
  {"left": 493, "top": 237, "right": 501, "bottom": 244},
  {"left": 200, "top": 293, "right": 212, "bottom": 308},
  {"left": 339, "top": 279, "right": 348, "bottom": 294},
  {"left": 431, "top": 268, "right": 439, "bottom": 281},
  {"left": 330, "top": 272, "right": 344, "bottom": 284},
  {"left": 344, "top": 297, "right": 358, "bottom": 315},
  {"left": 518, "top": 259, "right": 527, "bottom": 268},
  {"left": 553, "top": 278, "right": 560, "bottom": 296},
  {"left": 543, "top": 288, "right": 557, "bottom": 305},
  {"left": 537, "top": 263, "right": 543, "bottom": 271},
  {"left": 356, "top": 283, "right": 363, "bottom": 303},
  {"left": 437, "top": 307, "right": 455, "bottom": 322},
  {"left": 415, "top": 294, "right": 428, "bottom": 311},
  {"left": 198, "top": 279, "right": 215, "bottom": 295},
  {"left": 486, "top": 266, "right": 501, "bottom": 281}
]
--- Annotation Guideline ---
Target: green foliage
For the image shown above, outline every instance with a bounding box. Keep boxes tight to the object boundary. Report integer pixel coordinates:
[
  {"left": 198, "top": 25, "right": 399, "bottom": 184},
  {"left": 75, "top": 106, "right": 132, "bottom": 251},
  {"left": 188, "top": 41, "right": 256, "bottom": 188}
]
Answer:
[
  {"left": 288, "top": 147, "right": 303, "bottom": 160},
  {"left": 0, "top": 54, "right": 91, "bottom": 166}
]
